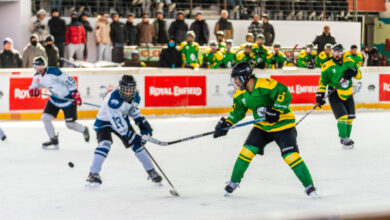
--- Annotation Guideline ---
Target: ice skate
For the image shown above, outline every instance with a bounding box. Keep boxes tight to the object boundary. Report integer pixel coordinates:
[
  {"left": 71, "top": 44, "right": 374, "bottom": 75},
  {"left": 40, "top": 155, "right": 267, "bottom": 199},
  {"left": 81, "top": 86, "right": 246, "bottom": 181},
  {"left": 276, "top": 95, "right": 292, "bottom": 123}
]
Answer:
[
  {"left": 147, "top": 169, "right": 162, "bottom": 185},
  {"left": 340, "top": 138, "right": 354, "bottom": 150},
  {"left": 42, "top": 135, "right": 59, "bottom": 150},
  {"left": 85, "top": 172, "right": 102, "bottom": 188},
  {"left": 224, "top": 181, "right": 240, "bottom": 196},
  {"left": 305, "top": 184, "right": 319, "bottom": 198},
  {"left": 83, "top": 126, "right": 90, "bottom": 142}
]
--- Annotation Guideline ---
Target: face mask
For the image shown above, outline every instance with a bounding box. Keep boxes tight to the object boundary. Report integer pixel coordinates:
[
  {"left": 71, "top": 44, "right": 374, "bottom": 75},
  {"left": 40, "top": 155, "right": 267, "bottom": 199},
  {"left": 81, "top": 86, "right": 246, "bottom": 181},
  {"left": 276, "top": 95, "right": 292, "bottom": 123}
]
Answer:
[
  {"left": 31, "top": 41, "right": 37, "bottom": 46},
  {"left": 168, "top": 42, "right": 175, "bottom": 48}
]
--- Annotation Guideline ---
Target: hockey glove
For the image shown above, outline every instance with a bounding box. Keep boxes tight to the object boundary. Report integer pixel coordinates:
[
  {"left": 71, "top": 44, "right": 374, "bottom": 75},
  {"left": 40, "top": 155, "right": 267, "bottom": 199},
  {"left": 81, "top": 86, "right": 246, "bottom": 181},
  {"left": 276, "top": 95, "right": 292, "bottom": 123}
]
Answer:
[
  {"left": 344, "top": 68, "right": 357, "bottom": 80},
  {"left": 28, "top": 88, "right": 40, "bottom": 97},
  {"left": 213, "top": 117, "right": 233, "bottom": 138},
  {"left": 316, "top": 92, "right": 326, "bottom": 108},
  {"left": 71, "top": 91, "right": 82, "bottom": 106},
  {"left": 126, "top": 133, "right": 146, "bottom": 149},
  {"left": 264, "top": 107, "right": 280, "bottom": 123},
  {"left": 134, "top": 116, "right": 153, "bottom": 136}
]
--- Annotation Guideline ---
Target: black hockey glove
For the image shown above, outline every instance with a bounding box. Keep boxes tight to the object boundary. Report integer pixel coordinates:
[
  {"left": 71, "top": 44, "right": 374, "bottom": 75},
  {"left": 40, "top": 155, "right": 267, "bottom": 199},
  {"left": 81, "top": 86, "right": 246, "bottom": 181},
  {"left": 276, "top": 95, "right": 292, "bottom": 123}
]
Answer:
[
  {"left": 264, "top": 107, "right": 280, "bottom": 123},
  {"left": 316, "top": 92, "right": 326, "bottom": 108},
  {"left": 134, "top": 116, "right": 153, "bottom": 136},
  {"left": 307, "top": 59, "right": 315, "bottom": 69},
  {"left": 344, "top": 68, "right": 357, "bottom": 80},
  {"left": 213, "top": 117, "right": 233, "bottom": 138},
  {"left": 126, "top": 133, "right": 146, "bottom": 148}
]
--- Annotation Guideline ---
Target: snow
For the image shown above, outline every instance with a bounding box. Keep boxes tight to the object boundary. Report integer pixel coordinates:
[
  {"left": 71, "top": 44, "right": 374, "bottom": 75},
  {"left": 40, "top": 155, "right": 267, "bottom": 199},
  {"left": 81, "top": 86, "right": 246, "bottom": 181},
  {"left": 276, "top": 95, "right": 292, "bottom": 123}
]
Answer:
[{"left": 1, "top": 111, "right": 390, "bottom": 220}]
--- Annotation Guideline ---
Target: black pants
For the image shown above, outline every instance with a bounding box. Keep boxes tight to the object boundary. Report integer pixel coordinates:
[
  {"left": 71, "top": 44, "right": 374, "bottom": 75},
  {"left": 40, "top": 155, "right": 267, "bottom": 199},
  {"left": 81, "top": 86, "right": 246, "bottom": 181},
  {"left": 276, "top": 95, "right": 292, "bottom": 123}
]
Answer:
[
  {"left": 112, "top": 46, "right": 124, "bottom": 63},
  {"left": 96, "top": 126, "right": 134, "bottom": 148},
  {"left": 328, "top": 90, "right": 356, "bottom": 119},
  {"left": 55, "top": 42, "right": 65, "bottom": 66},
  {"left": 44, "top": 101, "right": 77, "bottom": 122}
]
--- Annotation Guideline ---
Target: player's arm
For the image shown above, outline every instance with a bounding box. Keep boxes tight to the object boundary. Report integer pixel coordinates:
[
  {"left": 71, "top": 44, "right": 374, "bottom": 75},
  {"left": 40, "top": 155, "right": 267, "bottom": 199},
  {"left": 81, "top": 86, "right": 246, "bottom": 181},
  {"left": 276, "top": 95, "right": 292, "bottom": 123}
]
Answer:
[
  {"left": 128, "top": 92, "right": 153, "bottom": 136},
  {"left": 316, "top": 67, "right": 330, "bottom": 107},
  {"left": 28, "top": 74, "right": 41, "bottom": 97}
]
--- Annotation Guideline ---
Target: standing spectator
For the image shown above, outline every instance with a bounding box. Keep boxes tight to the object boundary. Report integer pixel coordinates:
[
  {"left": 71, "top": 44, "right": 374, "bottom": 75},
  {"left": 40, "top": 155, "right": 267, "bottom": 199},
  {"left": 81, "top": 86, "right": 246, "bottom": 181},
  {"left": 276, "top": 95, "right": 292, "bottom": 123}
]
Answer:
[
  {"left": 153, "top": 10, "right": 169, "bottom": 46},
  {"left": 110, "top": 11, "right": 126, "bottom": 63},
  {"left": 125, "top": 14, "right": 137, "bottom": 46},
  {"left": 313, "top": 25, "right": 336, "bottom": 53},
  {"left": 48, "top": 8, "right": 66, "bottom": 66},
  {"left": 65, "top": 11, "right": 86, "bottom": 61},
  {"left": 361, "top": 46, "right": 369, "bottom": 67},
  {"left": 137, "top": 13, "right": 154, "bottom": 46},
  {"left": 79, "top": 11, "right": 93, "bottom": 61},
  {"left": 0, "top": 38, "right": 22, "bottom": 68},
  {"left": 214, "top": 10, "right": 234, "bottom": 40},
  {"left": 190, "top": 11, "right": 209, "bottom": 46},
  {"left": 368, "top": 47, "right": 382, "bottom": 66},
  {"left": 95, "top": 13, "right": 112, "bottom": 61},
  {"left": 44, "top": 35, "right": 60, "bottom": 66},
  {"left": 248, "top": 14, "right": 263, "bottom": 38},
  {"left": 22, "top": 34, "right": 47, "bottom": 68},
  {"left": 29, "top": 9, "right": 49, "bottom": 44},
  {"left": 169, "top": 11, "right": 189, "bottom": 44},
  {"left": 262, "top": 14, "right": 275, "bottom": 46},
  {"left": 159, "top": 39, "right": 182, "bottom": 68}
]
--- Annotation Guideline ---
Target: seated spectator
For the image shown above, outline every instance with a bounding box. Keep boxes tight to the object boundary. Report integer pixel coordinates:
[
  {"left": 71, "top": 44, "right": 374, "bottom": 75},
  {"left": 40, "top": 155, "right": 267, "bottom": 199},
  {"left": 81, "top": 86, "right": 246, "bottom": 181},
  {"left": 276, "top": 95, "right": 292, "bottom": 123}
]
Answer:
[
  {"left": 297, "top": 44, "right": 317, "bottom": 69},
  {"left": 153, "top": 10, "right": 169, "bottom": 46},
  {"left": 248, "top": 14, "right": 263, "bottom": 38},
  {"left": 190, "top": 11, "right": 209, "bottom": 46},
  {"left": 266, "top": 43, "right": 285, "bottom": 69},
  {"left": 316, "top": 43, "right": 332, "bottom": 67},
  {"left": 44, "top": 35, "right": 60, "bottom": 66},
  {"left": 361, "top": 46, "right": 369, "bottom": 67},
  {"left": 126, "top": 14, "right": 137, "bottom": 46},
  {"left": 169, "top": 11, "right": 188, "bottom": 44},
  {"left": 221, "top": 39, "right": 236, "bottom": 68},
  {"left": 124, "top": 50, "right": 146, "bottom": 67},
  {"left": 95, "top": 13, "right": 112, "bottom": 61},
  {"left": 29, "top": 9, "right": 49, "bottom": 44},
  {"left": 66, "top": 11, "right": 86, "bottom": 61},
  {"left": 235, "top": 43, "right": 255, "bottom": 64},
  {"left": 180, "top": 31, "right": 199, "bottom": 69},
  {"left": 216, "top": 31, "right": 227, "bottom": 51},
  {"left": 159, "top": 39, "right": 182, "bottom": 68},
  {"left": 214, "top": 10, "right": 234, "bottom": 40},
  {"left": 368, "top": 47, "right": 382, "bottom": 66},
  {"left": 200, "top": 41, "right": 223, "bottom": 69},
  {"left": 239, "top": 33, "right": 255, "bottom": 50},
  {"left": 137, "top": 13, "right": 154, "bottom": 46},
  {"left": 0, "top": 37, "right": 22, "bottom": 68},
  {"left": 344, "top": 44, "right": 363, "bottom": 67},
  {"left": 252, "top": 34, "right": 268, "bottom": 69},
  {"left": 22, "top": 34, "right": 47, "bottom": 68}
]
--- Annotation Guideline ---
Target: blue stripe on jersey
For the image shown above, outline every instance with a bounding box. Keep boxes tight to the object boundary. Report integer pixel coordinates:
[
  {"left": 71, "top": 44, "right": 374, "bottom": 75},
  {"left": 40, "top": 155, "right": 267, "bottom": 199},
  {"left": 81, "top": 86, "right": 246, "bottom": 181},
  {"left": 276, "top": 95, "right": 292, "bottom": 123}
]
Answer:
[
  {"left": 46, "top": 66, "right": 62, "bottom": 76},
  {"left": 94, "top": 119, "right": 112, "bottom": 131},
  {"left": 108, "top": 89, "right": 124, "bottom": 109},
  {"left": 134, "top": 92, "right": 141, "bottom": 104}
]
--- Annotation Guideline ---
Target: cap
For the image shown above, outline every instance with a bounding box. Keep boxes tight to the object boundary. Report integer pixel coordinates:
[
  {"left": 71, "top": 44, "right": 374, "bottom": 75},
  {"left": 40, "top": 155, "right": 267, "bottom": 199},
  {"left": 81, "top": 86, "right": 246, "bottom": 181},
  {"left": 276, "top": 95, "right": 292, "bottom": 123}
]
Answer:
[
  {"left": 324, "top": 43, "right": 333, "bottom": 49},
  {"left": 256, "top": 34, "right": 265, "bottom": 39},
  {"left": 177, "top": 10, "right": 184, "bottom": 16},
  {"left": 186, "top": 30, "right": 195, "bottom": 37},
  {"left": 209, "top": 41, "right": 217, "bottom": 47},
  {"left": 71, "top": 11, "right": 78, "bottom": 17},
  {"left": 226, "top": 39, "right": 233, "bottom": 45},
  {"left": 37, "top": 9, "right": 47, "bottom": 16},
  {"left": 156, "top": 10, "right": 163, "bottom": 15},
  {"left": 45, "top": 35, "right": 55, "bottom": 42},
  {"left": 246, "top": 33, "right": 254, "bottom": 38},
  {"left": 273, "top": 43, "right": 281, "bottom": 48},
  {"left": 216, "top": 31, "right": 225, "bottom": 36},
  {"left": 3, "top": 37, "right": 13, "bottom": 45}
]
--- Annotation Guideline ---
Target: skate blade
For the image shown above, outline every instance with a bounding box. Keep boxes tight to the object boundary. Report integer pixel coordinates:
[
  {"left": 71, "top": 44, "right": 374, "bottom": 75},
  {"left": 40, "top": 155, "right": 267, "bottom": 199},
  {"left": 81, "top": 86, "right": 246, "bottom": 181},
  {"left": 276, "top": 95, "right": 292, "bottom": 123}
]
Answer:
[
  {"left": 85, "top": 182, "right": 101, "bottom": 189},
  {"left": 169, "top": 189, "right": 180, "bottom": 197},
  {"left": 42, "top": 145, "right": 59, "bottom": 150},
  {"left": 342, "top": 144, "right": 354, "bottom": 150},
  {"left": 308, "top": 191, "right": 320, "bottom": 199},
  {"left": 155, "top": 182, "right": 163, "bottom": 187},
  {"left": 224, "top": 192, "right": 232, "bottom": 197}
]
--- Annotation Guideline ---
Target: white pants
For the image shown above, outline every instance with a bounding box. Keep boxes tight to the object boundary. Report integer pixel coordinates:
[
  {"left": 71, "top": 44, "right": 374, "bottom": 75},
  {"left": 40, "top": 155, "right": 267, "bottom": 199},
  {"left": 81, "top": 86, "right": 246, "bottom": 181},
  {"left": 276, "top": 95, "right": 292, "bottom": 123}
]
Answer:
[
  {"left": 67, "top": 43, "right": 85, "bottom": 61},
  {"left": 97, "top": 44, "right": 111, "bottom": 61}
]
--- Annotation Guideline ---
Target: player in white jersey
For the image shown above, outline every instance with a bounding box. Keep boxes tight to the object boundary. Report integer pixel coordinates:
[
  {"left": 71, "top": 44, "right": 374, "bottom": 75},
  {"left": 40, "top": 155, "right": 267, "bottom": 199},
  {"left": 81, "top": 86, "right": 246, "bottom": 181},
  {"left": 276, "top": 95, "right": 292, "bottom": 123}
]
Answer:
[
  {"left": 28, "top": 56, "right": 89, "bottom": 149},
  {"left": 86, "top": 75, "right": 162, "bottom": 187}
]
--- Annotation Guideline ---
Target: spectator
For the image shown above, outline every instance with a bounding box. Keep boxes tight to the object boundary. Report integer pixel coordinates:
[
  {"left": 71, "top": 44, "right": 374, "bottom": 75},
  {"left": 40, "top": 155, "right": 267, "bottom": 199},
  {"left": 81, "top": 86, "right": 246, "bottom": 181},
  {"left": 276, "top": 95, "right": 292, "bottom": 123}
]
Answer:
[
  {"left": 124, "top": 50, "right": 146, "bottom": 67},
  {"left": 159, "top": 39, "right": 182, "bottom": 68},
  {"left": 0, "top": 37, "right": 22, "bottom": 68},
  {"left": 262, "top": 14, "right": 275, "bottom": 46},
  {"left": 125, "top": 14, "right": 137, "bottom": 46},
  {"left": 248, "top": 14, "right": 263, "bottom": 38},
  {"left": 344, "top": 45, "right": 363, "bottom": 67},
  {"left": 180, "top": 31, "right": 199, "bottom": 69},
  {"left": 266, "top": 43, "right": 285, "bottom": 69},
  {"left": 169, "top": 11, "right": 188, "bottom": 44},
  {"left": 221, "top": 39, "right": 236, "bottom": 68},
  {"left": 190, "top": 11, "right": 209, "bottom": 46},
  {"left": 200, "top": 41, "right": 223, "bottom": 69},
  {"left": 216, "top": 31, "right": 227, "bottom": 51},
  {"left": 48, "top": 8, "right": 66, "bottom": 65},
  {"left": 214, "top": 10, "right": 234, "bottom": 40},
  {"left": 22, "top": 34, "right": 47, "bottom": 68},
  {"left": 29, "top": 9, "right": 49, "bottom": 44},
  {"left": 137, "top": 13, "right": 154, "bottom": 46},
  {"left": 153, "top": 10, "right": 169, "bottom": 46},
  {"left": 235, "top": 43, "right": 255, "bottom": 63},
  {"left": 361, "top": 46, "right": 369, "bottom": 67},
  {"left": 313, "top": 25, "right": 336, "bottom": 53},
  {"left": 95, "top": 13, "right": 112, "bottom": 61},
  {"left": 253, "top": 34, "right": 268, "bottom": 69},
  {"left": 65, "top": 11, "right": 86, "bottom": 61},
  {"left": 79, "top": 11, "right": 93, "bottom": 61},
  {"left": 44, "top": 35, "right": 60, "bottom": 66},
  {"left": 297, "top": 43, "right": 317, "bottom": 69},
  {"left": 110, "top": 11, "right": 127, "bottom": 63},
  {"left": 315, "top": 43, "right": 332, "bottom": 67},
  {"left": 368, "top": 47, "right": 382, "bottom": 66}
]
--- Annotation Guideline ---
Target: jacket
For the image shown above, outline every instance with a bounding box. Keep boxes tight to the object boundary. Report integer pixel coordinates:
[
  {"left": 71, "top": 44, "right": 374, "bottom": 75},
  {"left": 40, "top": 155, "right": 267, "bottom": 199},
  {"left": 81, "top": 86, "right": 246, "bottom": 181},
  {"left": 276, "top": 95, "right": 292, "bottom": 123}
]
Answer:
[
  {"left": 169, "top": 19, "right": 189, "bottom": 44},
  {"left": 137, "top": 22, "right": 154, "bottom": 45},
  {"left": 65, "top": 21, "right": 86, "bottom": 45},
  {"left": 110, "top": 21, "right": 127, "bottom": 46},
  {"left": 190, "top": 20, "right": 209, "bottom": 45},
  {"left": 312, "top": 33, "right": 336, "bottom": 53},
  {"left": 29, "top": 17, "right": 49, "bottom": 42},
  {"left": 159, "top": 47, "right": 182, "bottom": 68},
  {"left": 48, "top": 17, "right": 67, "bottom": 44},
  {"left": 248, "top": 21, "right": 263, "bottom": 37},
  {"left": 0, "top": 49, "right": 22, "bottom": 68},
  {"left": 153, "top": 19, "right": 169, "bottom": 44},
  {"left": 214, "top": 18, "right": 234, "bottom": 39},
  {"left": 45, "top": 44, "right": 60, "bottom": 66},
  {"left": 125, "top": 21, "right": 137, "bottom": 45},
  {"left": 22, "top": 43, "right": 48, "bottom": 68},
  {"left": 262, "top": 22, "right": 274, "bottom": 46},
  {"left": 95, "top": 16, "right": 111, "bottom": 45}
]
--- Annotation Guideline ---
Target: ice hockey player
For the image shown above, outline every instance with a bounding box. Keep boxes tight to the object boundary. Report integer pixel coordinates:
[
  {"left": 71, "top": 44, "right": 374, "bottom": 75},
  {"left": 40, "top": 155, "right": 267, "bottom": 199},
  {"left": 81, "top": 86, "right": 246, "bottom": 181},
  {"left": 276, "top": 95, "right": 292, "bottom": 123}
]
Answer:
[
  {"left": 28, "top": 56, "right": 89, "bottom": 149},
  {"left": 239, "top": 33, "right": 255, "bottom": 50},
  {"left": 216, "top": 31, "right": 227, "bottom": 51},
  {"left": 297, "top": 43, "right": 317, "bottom": 69},
  {"left": 266, "top": 43, "right": 285, "bottom": 69},
  {"left": 344, "top": 44, "right": 363, "bottom": 67},
  {"left": 200, "top": 41, "right": 224, "bottom": 69},
  {"left": 316, "top": 44, "right": 361, "bottom": 149},
  {"left": 315, "top": 43, "right": 332, "bottom": 67},
  {"left": 252, "top": 34, "right": 268, "bottom": 69},
  {"left": 0, "top": 128, "right": 6, "bottom": 141},
  {"left": 86, "top": 75, "right": 162, "bottom": 187},
  {"left": 235, "top": 43, "right": 255, "bottom": 64},
  {"left": 214, "top": 62, "right": 317, "bottom": 197},
  {"left": 221, "top": 39, "right": 236, "bottom": 68},
  {"left": 180, "top": 31, "right": 200, "bottom": 69}
]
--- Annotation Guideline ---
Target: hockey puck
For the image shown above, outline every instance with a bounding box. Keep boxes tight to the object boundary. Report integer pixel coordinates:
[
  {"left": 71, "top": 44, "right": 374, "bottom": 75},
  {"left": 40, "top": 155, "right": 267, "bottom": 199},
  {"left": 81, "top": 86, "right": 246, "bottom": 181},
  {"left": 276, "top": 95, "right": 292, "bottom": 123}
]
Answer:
[{"left": 68, "top": 162, "right": 74, "bottom": 168}]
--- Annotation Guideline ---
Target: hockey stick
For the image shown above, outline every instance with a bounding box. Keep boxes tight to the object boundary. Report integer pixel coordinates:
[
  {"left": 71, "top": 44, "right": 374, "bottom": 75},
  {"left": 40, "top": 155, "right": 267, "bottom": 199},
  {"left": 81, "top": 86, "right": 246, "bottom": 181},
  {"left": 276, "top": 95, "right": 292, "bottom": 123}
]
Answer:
[
  {"left": 143, "top": 118, "right": 265, "bottom": 146},
  {"left": 60, "top": 58, "right": 78, "bottom": 68},
  {"left": 143, "top": 146, "right": 180, "bottom": 197},
  {"left": 42, "top": 93, "right": 101, "bottom": 108}
]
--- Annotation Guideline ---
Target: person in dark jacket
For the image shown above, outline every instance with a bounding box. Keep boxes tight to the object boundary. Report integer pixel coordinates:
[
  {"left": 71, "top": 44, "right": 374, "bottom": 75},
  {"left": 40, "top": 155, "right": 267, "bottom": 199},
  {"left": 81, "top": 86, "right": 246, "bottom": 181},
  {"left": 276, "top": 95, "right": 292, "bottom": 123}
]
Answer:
[
  {"left": 79, "top": 11, "right": 93, "bottom": 61},
  {"left": 110, "top": 11, "right": 127, "bottom": 63},
  {"left": 368, "top": 47, "right": 382, "bottom": 66},
  {"left": 65, "top": 11, "right": 86, "bottom": 60},
  {"left": 125, "top": 14, "right": 138, "bottom": 46},
  {"left": 48, "top": 8, "right": 66, "bottom": 65},
  {"left": 190, "top": 11, "right": 209, "bottom": 46},
  {"left": 44, "top": 35, "right": 60, "bottom": 66},
  {"left": 153, "top": 10, "right": 169, "bottom": 46},
  {"left": 312, "top": 25, "right": 336, "bottom": 53},
  {"left": 168, "top": 11, "right": 189, "bottom": 44},
  {"left": 262, "top": 14, "right": 275, "bottom": 46},
  {"left": 214, "top": 10, "right": 234, "bottom": 40},
  {"left": 159, "top": 39, "right": 182, "bottom": 68},
  {"left": 0, "top": 38, "right": 22, "bottom": 68}
]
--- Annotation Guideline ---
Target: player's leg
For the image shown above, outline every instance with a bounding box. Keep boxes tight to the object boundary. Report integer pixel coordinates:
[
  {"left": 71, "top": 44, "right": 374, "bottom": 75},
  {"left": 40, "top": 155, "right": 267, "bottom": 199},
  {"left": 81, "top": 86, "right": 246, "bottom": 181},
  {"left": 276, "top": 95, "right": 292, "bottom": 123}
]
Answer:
[
  {"left": 0, "top": 127, "right": 6, "bottom": 141},
  {"left": 274, "top": 127, "right": 317, "bottom": 196},
  {"left": 345, "top": 96, "right": 356, "bottom": 140},
  {"left": 63, "top": 105, "right": 89, "bottom": 142},
  {"left": 329, "top": 92, "right": 352, "bottom": 148},
  {"left": 41, "top": 101, "right": 60, "bottom": 149}
]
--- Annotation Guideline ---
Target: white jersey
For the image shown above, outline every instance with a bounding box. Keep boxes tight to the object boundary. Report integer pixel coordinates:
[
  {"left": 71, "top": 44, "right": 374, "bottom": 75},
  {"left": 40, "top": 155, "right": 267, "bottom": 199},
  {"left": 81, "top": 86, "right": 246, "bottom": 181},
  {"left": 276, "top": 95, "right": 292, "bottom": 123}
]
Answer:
[
  {"left": 94, "top": 89, "right": 142, "bottom": 137},
  {"left": 29, "top": 67, "right": 77, "bottom": 108}
]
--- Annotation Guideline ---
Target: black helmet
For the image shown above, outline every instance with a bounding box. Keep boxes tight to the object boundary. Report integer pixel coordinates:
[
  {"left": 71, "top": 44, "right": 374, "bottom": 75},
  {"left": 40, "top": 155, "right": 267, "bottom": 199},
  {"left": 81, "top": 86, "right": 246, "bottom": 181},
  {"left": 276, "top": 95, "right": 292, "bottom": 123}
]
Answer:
[
  {"left": 332, "top": 44, "right": 344, "bottom": 52},
  {"left": 231, "top": 62, "right": 253, "bottom": 90},
  {"left": 119, "top": 75, "right": 137, "bottom": 102}
]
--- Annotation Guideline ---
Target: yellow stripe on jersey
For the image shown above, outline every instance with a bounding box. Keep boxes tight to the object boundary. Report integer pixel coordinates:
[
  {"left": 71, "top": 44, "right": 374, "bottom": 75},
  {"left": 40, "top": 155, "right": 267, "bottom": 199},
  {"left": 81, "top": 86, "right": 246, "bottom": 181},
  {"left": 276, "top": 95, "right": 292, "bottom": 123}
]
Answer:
[
  {"left": 337, "top": 87, "right": 353, "bottom": 100},
  {"left": 233, "top": 89, "right": 246, "bottom": 99},
  {"left": 255, "top": 78, "right": 278, "bottom": 90}
]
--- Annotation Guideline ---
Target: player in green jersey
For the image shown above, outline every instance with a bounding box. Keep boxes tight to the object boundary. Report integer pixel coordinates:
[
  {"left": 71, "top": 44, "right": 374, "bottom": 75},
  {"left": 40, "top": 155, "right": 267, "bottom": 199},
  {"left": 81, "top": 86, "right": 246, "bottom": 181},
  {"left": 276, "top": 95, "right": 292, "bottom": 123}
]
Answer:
[
  {"left": 266, "top": 43, "right": 286, "bottom": 69},
  {"left": 222, "top": 39, "right": 236, "bottom": 68},
  {"left": 235, "top": 43, "right": 255, "bottom": 64},
  {"left": 315, "top": 43, "right": 332, "bottom": 67},
  {"left": 297, "top": 43, "right": 317, "bottom": 69},
  {"left": 252, "top": 34, "right": 268, "bottom": 69},
  {"left": 200, "top": 41, "right": 224, "bottom": 69},
  {"left": 216, "top": 31, "right": 227, "bottom": 51},
  {"left": 316, "top": 44, "right": 362, "bottom": 149},
  {"left": 214, "top": 62, "right": 317, "bottom": 197},
  {"left": 180, "top": 31, "right": 200, "bottom": 69},
  {"left": 343, "top": 45, "right": 363, "bottom": 67}
]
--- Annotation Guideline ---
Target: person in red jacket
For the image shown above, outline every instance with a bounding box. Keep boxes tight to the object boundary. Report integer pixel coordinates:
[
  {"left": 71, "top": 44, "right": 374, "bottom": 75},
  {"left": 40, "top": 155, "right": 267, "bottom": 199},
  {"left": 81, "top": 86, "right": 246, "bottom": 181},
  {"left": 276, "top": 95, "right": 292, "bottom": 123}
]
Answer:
[{"left": 65, "top": 11, "right": 86, "bottom": 61}]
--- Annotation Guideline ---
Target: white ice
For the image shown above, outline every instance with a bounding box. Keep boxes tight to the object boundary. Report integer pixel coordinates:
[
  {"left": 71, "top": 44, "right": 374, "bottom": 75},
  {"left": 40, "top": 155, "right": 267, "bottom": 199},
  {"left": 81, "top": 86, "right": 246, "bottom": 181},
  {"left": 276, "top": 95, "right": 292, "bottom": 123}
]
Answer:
[{"left": 1, "top": 111, "right": 390, "bottom": 220}]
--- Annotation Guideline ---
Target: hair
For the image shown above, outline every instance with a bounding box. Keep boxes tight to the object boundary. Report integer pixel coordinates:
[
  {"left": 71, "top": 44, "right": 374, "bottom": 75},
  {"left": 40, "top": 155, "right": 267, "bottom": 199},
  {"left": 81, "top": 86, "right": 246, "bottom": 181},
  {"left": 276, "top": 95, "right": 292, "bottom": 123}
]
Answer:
[
  {"left": 351, "top": 45, "right": 358, "bottom": 49},
  {"left": 221, "top": 10, "right": 229, "bottom": 16}
]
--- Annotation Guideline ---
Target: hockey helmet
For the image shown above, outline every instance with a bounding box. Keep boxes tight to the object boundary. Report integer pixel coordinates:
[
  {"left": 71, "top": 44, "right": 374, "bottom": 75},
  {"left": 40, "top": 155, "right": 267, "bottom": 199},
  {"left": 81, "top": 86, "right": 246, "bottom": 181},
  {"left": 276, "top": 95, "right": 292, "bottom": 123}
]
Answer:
[
  {"left": 119, "top": 75, "right": 137, "bottom": 102},
  {"left": 231, "top": 62, "right": 254, "bottom": 90}
]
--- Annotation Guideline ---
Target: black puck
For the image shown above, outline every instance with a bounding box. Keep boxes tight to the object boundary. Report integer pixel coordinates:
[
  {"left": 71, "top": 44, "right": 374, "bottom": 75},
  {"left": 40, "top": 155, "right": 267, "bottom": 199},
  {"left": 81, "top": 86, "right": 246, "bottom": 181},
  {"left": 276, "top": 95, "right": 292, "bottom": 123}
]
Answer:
[{"left": 68, "top": 162, "right": 74, "bottom": 168}]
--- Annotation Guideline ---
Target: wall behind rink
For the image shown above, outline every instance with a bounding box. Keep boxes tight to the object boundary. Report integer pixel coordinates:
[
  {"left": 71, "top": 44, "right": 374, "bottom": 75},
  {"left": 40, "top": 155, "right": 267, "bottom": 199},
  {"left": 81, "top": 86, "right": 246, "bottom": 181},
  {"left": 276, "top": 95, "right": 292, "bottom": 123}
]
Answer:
[{"left": 0, "top": 66, "right": 387, "bottom": 120}]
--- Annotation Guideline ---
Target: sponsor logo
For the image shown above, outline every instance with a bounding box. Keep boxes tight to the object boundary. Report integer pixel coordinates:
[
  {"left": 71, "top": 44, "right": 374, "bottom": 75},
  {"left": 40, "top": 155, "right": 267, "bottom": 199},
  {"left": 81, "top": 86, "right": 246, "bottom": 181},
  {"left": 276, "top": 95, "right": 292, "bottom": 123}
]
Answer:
[
  {"left": 379, "top": 74, "right": 390, "bottom": 101},
  {"left": 282, "top": 146, "right": 295, "bottom": 152},
  {"left": 149, "top": 86, "right": 203, "bottom": 97}
]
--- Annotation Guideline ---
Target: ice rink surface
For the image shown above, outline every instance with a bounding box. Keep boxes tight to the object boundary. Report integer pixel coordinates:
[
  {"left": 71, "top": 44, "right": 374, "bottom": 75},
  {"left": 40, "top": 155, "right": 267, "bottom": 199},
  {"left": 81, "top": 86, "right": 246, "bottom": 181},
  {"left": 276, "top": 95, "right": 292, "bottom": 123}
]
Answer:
[{"left": 1, "top": 111, "right": 390, "bottom": 220}]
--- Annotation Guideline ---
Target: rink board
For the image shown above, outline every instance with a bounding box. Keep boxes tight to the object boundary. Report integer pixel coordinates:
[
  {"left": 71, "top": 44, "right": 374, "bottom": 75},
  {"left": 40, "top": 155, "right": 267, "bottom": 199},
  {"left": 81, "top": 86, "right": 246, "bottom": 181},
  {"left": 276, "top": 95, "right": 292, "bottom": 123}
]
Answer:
[{"left": 0, "top": 67, "right": 389, "bottom": 119}]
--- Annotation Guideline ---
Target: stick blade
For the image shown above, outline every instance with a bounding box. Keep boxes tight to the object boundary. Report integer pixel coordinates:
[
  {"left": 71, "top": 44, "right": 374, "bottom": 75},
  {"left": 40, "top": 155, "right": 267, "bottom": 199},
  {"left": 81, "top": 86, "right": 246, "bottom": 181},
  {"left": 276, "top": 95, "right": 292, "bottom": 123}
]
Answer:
[{"left": 169, "top": 189, "right": 180, "bottom": 197}]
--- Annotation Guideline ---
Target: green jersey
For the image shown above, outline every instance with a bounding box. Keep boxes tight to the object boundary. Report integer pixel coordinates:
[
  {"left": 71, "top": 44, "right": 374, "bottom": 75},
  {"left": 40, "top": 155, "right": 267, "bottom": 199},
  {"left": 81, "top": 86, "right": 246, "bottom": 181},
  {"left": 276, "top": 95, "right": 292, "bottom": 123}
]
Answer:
[
  {"left": 180, "top": 41, "right": 199, "bottom": 64},
  {"left": 199, "top": 49, "right": 224, "bottom": 69},
  {"left": 297, "top": 50, "right": 317, "bottom": 67},
  {"left": 235, "top": 51, "right": 255, "bottom": 63},
  {"left": 227, "top": 77, "right": 295, "bottom": 132},
  {"left": 343, "top": 51, "right": 363, "bottom": 67},
  {"left": 218, "top": 41, "right": 227, "bottom": 51},
  {"left": 252, "top": 44, "right": 268, "bottom": 65},
  {"left": 266, "top": 51, "right": 286, "bottom": 68},
  {"left": 315, "top": 51, "right": 332, "bottom": 67},
  {"left": 319, "top": 57, "right": 362, "bottom": 100},
  {"left": 222, "top": 49, "right": 236, "bottom": 68}
]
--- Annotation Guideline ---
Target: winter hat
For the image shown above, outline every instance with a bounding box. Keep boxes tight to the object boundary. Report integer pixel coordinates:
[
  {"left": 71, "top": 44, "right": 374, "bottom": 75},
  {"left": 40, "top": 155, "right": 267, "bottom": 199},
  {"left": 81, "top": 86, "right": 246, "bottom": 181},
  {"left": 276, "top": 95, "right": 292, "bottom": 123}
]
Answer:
[
  {"left": 45, "top": 35, "right": 55, "bottom": 42},
  {"left": 3, "top": 37, "right": 13, "bottom": 45},
  {"left": 37, "top": 9, "right": 47, "bottom": 16}
]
